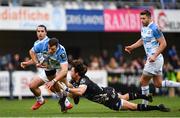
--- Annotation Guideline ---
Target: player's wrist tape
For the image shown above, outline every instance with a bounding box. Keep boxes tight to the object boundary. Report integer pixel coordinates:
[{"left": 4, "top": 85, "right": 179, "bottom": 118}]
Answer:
[
  {"left": 52, "top": 79, "right": 58, "bottom": 84},
  {"left": 52, "top": 79, "right": 57, "bottom": 84}
]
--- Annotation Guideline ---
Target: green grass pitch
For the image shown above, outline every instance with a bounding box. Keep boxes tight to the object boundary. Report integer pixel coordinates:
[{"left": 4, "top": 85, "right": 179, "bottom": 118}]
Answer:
[{"left": 0, "top": 96, "right": 180, "bottom": 117}]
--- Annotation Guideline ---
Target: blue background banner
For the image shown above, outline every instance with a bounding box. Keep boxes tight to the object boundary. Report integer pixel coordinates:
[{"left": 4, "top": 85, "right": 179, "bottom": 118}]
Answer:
[{"left": 66, "top": 10, "right": 104, "bottom": 31}]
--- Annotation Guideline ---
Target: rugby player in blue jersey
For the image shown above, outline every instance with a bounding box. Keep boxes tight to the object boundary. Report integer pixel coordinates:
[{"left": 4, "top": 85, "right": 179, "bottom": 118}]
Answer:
[
  {"left": 30, "top": 37, "right": 73, "bottom": 112},
  {"left": 21, "top": 26, "right": 72, "bottom": 112},
  {"left": 21, "top": 25, "right": 48, "bottom": 68},
  {"left": 125, "top": 10, "right": 180, "bottom": 105}
]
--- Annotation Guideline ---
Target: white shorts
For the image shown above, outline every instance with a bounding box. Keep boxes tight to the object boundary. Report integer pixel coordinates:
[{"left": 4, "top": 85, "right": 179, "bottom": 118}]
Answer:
[
  {"left": 37, "top": 68, "right": 58, "bottom": 82},
  {"left": 119, "top": 99, "right": 124, "bottom": 109},
  {"left": 37, "top": 68, "right": 49, "bottom": 82},
  {"left": 143, "top": 55, "right": 164, "bottom": 76}
]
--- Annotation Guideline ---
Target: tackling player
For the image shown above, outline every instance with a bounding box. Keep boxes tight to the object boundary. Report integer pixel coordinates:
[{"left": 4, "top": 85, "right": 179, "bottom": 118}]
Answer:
[{"left": 61, "top": 60, "right": 170, "bottom": 112}]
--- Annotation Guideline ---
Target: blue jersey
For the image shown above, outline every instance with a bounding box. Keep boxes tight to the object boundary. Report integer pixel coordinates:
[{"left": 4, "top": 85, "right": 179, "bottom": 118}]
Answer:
[
  {"left": 32, "top": 38, "right": 68, "bottom": 70},
  {"left": 33, "top": 36, "right": 49, "bottom": 46},
  {"left": 33, "top": 36, "right": 49, "bottom": 61},
  {"left": 141, "top": 22, "right": 164, "bottom": 58}
]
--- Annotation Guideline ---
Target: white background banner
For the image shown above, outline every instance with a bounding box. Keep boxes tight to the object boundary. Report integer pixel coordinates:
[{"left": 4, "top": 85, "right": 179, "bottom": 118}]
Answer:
[
  {"left": 13, "top": 71, "right": 52, "bottom": 97},
  {"left": 0, "top": 71, "right": 10, "bottom": 96},
  {"left": 67, "top": 70, "right": 107, "bottom": 87},
  {"left": 86, "top": 70, "right": 107, "bottom": 87},
  {"left": 0, "top": 70, "right": 107, "bottom": 97},
  {"left": 154, "top": 10, "right": 180, "bottom": 32},
  {"left": 0, "top": 6, "right": 66, "bottom": 31}
]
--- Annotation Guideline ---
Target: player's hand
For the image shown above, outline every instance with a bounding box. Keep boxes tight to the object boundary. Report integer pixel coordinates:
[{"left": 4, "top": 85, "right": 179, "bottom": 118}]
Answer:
[
  {"left": 20, "top": 62, "right": 28, "bottom": 68},
  {"left": 148, "top": 55, "right": 156, "bottom": 62},
  {"left": 36, "top": 63, "right": 47, "bottom": 68},
  {"left": 45, "top": 81, "right": 55, "bottom": 90},
  {"left": 125, "top": 46, "right": 133, "bottom": 54}
]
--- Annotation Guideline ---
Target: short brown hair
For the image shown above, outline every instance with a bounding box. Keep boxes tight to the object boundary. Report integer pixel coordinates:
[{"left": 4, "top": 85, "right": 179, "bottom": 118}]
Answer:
[
  {"left": 71, "top": 59, "right": 87, "bottom": 76},
  {"left": 140, "top": 10, "right": 151, "bottom": 17},
  {"left": 48, "top": 38, "right": 59, "bottom": 47}
]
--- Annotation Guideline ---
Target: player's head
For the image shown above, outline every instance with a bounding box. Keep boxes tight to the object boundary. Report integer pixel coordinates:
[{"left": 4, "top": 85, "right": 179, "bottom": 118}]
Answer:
[
  {"left": 48, "top": 38, "right": 59, "bottom": 55},
  {"left": 70, "top": 59, "right": 87, "bottom": 80},
  {"left": 140, "top": 10, "right": 152, "bottom": 26},
  {"left": 36, "top": 25, "right": 47, "bottom": 40}
]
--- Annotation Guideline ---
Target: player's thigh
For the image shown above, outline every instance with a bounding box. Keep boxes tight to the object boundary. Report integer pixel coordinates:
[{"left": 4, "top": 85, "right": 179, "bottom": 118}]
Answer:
[
  {"left": 47, "top": 75, "right": 55, "bottom": 81},
  {"left": 29, "top": 75, "right": 45, "bottom": 89},
  {"left": 140, "top": 74, "right": 152, "bottom": 86},
  {"left": 144, "top": 56, "right": 163, "bottom": 75},
  {"left": 118, "top": 93, "right": 129, "bottom": 100},
  {"left": 121, "top": 99, "right": 137, "bottom": 110},
  {"left": 153, "top": 75, "right": 163, "bottom": 88}
]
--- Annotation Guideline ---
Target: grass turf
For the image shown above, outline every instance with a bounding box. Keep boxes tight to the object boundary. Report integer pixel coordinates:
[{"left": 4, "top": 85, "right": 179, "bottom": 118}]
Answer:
[{"left": 0, "top": 96, "right": 180, "bottom": 117}]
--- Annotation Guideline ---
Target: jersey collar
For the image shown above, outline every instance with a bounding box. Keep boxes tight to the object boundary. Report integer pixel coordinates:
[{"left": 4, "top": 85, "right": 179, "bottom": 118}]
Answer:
[
  {"left": 43, "top": 36, "right": 48, "bottom": 40},
  {"left": 39, "top": 36, "right": 48, "bottom": 42},
  {"left": 147, "top": 21, "right": 153, "bottom": 27},
  {"left": 143, "top": 21, "right": 153, "bottom": 28},
  {"left": 56, "top": 44, "right": 60, "bottom": 53}
]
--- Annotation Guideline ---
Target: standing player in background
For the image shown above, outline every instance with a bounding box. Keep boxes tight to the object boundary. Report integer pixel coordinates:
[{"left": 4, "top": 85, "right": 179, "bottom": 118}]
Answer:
[
  {"left": 125, "top": 10, "right": 180, "bottom": 105},
  {"left": 21, "top": 25, "right": 48, "bottom": 68},
  {"left": 60, "top": 59, "right": 170, "bottom": 112},
  {"left": 21, "top": 25, "right": 72, "bottom": 112}
]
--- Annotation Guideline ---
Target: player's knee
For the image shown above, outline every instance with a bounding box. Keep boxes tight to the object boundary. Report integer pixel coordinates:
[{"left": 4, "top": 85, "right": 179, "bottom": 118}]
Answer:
[
  {"left": 29, "top": 82, "right": 39, "bottom": 90},
  {"left": 29, "top": 83, "right": 35, "bottom": 90},
  {"left": 140, "top": 80, "right": 148, "bottom": 86},
  {"left": 154, "top": 83, "right": 162, "bottom": 88},
  {"left": 119, "top": 94, "right": 127, "bottom": 100}
]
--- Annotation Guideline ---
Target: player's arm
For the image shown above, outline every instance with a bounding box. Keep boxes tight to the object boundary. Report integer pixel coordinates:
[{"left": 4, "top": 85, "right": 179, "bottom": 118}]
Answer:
[
  {"left": 20, "top": 59, "right": 34, "bottom": 68},
  {"left": 149, "top": 27, "right": 167, "bottom": 62},
  {"left": 67, "top": 85, "right": 87, "bottom": 96},
  {"left": 46, "top": 63, "right": 68, "bottom": 90},
  {"left": 53, "top": 50, "right": 69, "bottom": 82},
  {"left": 46, "top": 51, "right": 69, "bottom": 89},
  {"left": 153, "top": 36, "right": 167, "bottom": 59},
  {"left": 29, "top": 49, "right": 39, "bottom": 64},
  {"left": 68, "top": 82, "right": 74, "bottom": 88},
  {"left": 29, "top": 42, "right": 43, "bottom": 66},
  {"left": 53, "top": 62, "right": 68, "bottom": 82},
  {"left": 125, "top": 39, "right": 143, "bottom": 54},
  {"left": 24, "top": 59, "right": 34, "bottom": 65}
]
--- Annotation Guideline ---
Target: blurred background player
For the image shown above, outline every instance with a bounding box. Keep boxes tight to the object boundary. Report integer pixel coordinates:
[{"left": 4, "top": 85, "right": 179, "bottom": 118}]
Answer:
[
  {"left": 125, "top": 9, "right": 180, "bottom": 105},
  {"left": 61, "top": 59, "right": 170, "bottom": 112},
  {"left": 21, "top": 25, "right": 48, "bottom": 68}
]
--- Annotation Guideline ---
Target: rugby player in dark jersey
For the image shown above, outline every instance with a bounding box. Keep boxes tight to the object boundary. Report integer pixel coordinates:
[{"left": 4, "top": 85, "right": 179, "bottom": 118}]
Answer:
[{"left": 62, "top": 59, "right": 170, "bottom": 112}]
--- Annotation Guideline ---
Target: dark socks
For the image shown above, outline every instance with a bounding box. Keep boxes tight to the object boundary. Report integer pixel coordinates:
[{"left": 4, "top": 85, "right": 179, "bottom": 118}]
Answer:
[
  {"left": 137, "top": 104, "right": 159, "bottom": 111},
  {"left": 129, "top": 92, "right": 149, "bottom": 100}
]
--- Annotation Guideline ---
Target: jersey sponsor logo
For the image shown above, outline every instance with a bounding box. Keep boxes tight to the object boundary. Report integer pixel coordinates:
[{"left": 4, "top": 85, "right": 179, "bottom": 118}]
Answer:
[
  {"left": 80, "top": 78, "right": 86, "bottom": 84},
  {"left": 60, "top": 53, "right": 67, "bottom": 61},
  {"left": 147, "top": 30, "right": 151, "bottom": 34}
]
